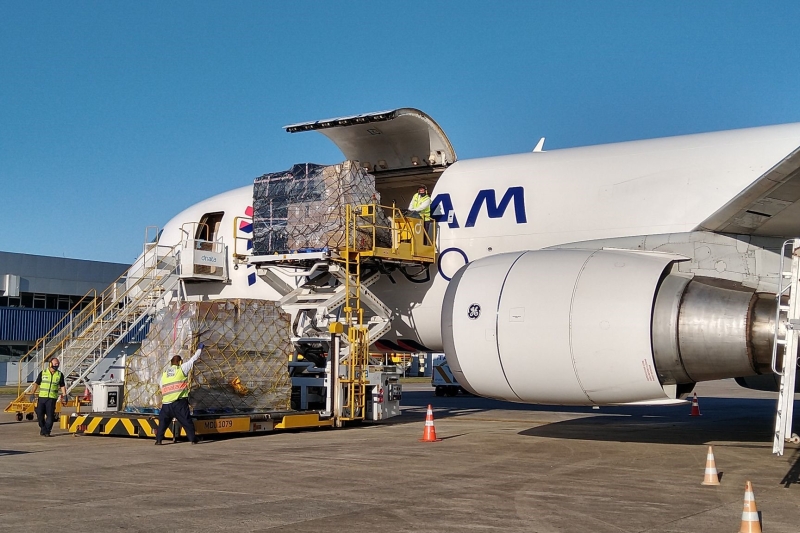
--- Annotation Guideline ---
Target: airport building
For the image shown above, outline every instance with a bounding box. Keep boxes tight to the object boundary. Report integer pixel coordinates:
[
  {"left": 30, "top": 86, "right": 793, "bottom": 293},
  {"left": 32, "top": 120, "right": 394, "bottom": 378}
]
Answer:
[{"left": 0, "top": 251, "right": 130, "bottom": 384}]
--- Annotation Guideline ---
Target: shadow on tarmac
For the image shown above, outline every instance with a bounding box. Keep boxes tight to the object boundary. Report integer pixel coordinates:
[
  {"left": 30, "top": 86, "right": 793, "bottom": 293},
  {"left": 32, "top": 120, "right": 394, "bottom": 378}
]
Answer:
[
  {"left": 0, "top": 449, "right": 34, "bottom": 456},
  {"left": 781, "top": 449, "right": 800, "bottom": 487},
  {"left": 397, "top": 391, "right": 796, "bottom": 447},
  {"left": 398, "top": 390, "right": 800, "bottom": 486}
]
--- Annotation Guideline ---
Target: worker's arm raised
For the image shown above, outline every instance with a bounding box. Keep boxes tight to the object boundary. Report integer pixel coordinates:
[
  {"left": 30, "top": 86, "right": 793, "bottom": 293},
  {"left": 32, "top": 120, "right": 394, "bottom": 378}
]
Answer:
[{"left": 181, "top": 343, "right": 204, "bottom": 374}]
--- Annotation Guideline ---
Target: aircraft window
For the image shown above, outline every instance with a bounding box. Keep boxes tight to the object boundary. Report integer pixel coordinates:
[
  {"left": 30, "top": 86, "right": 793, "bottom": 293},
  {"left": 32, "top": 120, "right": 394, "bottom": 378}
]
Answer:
[{"left": 196, "top": 212, "right": 224, "bottom": 241}]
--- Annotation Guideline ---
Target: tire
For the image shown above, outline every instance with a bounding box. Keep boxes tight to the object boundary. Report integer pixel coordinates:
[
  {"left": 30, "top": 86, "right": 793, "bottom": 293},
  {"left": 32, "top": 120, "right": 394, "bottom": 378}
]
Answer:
[
  {"left": 435, "top": 386, "right": 445, "bottom": 397},
  {"left": 445, "top": 386, "right": 458, "bottom": 397}
]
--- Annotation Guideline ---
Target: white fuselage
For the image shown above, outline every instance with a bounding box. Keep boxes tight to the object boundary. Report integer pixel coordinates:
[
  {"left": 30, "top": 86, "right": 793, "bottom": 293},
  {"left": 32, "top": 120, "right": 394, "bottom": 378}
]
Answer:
[{"left": 156, "top": 122, "right": 800, "bottom": 352}]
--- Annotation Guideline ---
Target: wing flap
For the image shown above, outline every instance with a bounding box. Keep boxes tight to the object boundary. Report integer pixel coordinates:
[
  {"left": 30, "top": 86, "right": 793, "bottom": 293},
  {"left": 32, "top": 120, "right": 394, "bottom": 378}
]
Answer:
[{"left": 698, "top": 145, "right": 800, "bottom": 236}]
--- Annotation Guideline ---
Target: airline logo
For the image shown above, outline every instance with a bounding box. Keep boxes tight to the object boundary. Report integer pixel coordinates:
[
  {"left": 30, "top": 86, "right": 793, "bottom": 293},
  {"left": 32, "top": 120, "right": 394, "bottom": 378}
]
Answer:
[
  {"left": 432, "top": 187, "right": 527, "bottom": 281},
  {"left": 430, "top": 187, "right": 527, "bottom": 228}
]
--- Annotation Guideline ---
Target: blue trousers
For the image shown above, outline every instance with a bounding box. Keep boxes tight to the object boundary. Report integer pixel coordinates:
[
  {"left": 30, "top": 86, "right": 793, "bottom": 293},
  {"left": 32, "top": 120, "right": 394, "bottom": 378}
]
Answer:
[
  {"left": 155, "top": 398, "right": 196, "bottom": 442},
  {"left": 35, "top": 397, "right": 56, "bottom": 435}
]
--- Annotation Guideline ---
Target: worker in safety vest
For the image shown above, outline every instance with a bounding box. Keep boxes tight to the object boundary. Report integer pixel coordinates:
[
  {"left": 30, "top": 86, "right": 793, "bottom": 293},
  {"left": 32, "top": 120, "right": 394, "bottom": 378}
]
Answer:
[
  {"left": 155, "top": 344, "right": 204, "bottom": 445},
  {"left": 408, "top": 184, "right": 433, "bottom": 244},
  {"left": 31, "top": 357, "right": 66, "bottom": 437}
]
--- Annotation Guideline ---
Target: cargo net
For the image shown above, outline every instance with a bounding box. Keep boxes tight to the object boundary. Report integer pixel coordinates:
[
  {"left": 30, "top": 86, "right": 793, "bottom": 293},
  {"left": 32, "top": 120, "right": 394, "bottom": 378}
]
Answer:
[
  {"left": 252, "top": 161, "right": 392, "bottom": 255},
  {"left": 124, "top": 299, "right": 293, "bottom": 414}
]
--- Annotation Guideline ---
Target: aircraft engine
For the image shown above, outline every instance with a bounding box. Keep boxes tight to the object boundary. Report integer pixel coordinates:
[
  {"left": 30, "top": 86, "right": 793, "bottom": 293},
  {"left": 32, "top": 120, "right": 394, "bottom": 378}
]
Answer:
[{"left": 441, "top": 249, "right": 780, "bottom": 405}]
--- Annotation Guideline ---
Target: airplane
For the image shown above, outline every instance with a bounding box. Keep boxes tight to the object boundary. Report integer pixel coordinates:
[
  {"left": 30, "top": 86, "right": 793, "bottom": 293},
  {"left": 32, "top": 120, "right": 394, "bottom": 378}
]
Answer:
[{"left": 150, "top": 108, "right": 800, "bottom": 413}]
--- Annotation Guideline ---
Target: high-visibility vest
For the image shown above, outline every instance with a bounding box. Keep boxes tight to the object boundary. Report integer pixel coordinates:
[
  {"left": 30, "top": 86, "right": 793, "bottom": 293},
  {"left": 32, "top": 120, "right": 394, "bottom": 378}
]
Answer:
[
  {"left": 410, "top": 193, "right": 431, "bottom": 221},
  {"left": 39, "top": 369, "right": 63, "bottom": 399},
  {"left": 160, "top": 365, "right": 189, "bottom": 404}
]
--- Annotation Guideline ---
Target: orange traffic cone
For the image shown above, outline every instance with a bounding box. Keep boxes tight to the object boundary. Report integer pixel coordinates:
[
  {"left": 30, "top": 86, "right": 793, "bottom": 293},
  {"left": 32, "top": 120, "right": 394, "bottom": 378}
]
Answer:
[
  {"left": 82, "top": 386, "right": 92, "bottom": 403},
  {"left": 701, "top": 446, "right": 720, "bottom": 486},
  {"left": 738, "top": 481, "right": 761, "bottom": 533},
  {"left": 690, "top": 393, "right": 701, "bottom": 416},
  {"left": 419, "top": 404, "right": 442, "bottom": 442}
]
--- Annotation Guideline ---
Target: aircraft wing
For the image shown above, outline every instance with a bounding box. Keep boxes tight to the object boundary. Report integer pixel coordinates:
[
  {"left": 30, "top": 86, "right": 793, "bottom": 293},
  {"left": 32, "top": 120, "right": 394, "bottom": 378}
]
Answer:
[{"left": 697, "top": 142, "right": 800, "bottom": 236}]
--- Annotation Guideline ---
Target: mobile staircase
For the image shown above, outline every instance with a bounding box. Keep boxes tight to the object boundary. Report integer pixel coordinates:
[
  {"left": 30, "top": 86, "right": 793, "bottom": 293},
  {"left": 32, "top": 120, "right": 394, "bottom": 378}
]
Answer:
[
  {"left": 4, "top": 241, "right": 185, "bottom": 419},
  {"left": 771, "top": 238, "right": 800, "bottom": 456},
  {"left": 249, "top": 203, "right": 437, "bottom": 424}
]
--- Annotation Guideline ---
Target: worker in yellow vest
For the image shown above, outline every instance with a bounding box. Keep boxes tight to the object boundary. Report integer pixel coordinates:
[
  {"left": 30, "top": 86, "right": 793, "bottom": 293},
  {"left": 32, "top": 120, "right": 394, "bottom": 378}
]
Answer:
[
  {"left": 31, "top": 357, "right": 66, "bottom": 437},
  {"left": 155, "top": 343, "right": 204, "bottom": 445},
  {"left": 408, "top": 184, "right": 433, "bottom": 244}
]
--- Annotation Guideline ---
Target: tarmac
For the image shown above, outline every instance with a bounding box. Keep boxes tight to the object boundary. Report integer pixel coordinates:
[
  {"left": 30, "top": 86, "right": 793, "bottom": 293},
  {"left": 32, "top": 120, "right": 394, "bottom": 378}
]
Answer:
[{"left": 0, "top": 379, "right": 797, "bottom": 533}]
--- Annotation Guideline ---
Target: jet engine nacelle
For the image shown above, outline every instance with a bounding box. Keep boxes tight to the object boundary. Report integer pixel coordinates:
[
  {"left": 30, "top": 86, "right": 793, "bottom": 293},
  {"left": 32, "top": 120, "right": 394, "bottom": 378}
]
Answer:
[{"left": 442, "top": 249, "right": 778, "bottom": 405}]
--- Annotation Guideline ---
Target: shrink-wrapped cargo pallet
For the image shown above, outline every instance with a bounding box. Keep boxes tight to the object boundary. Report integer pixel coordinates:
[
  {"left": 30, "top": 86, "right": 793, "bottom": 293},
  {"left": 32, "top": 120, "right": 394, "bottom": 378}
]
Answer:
[
  {"left": 252, "top": 161, "right": 391, "bottom": 255},
  {"left": 124, "top": 299, "right": 292, "bottom": 414}
]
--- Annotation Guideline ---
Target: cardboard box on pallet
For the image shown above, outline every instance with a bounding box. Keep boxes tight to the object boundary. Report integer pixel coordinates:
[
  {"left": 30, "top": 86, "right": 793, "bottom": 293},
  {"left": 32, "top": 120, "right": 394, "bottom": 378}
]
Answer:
[
  {"left": 253, "top": 161, "right": 391, "bottom": 255},
  {"left": 124, "top": 299, "right": 293, "bottom": 414}
]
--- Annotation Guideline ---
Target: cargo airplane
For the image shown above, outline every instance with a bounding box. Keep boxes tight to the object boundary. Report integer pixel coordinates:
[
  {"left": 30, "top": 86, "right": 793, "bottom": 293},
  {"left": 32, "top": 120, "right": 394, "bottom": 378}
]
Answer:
[{"left": 151, "top": 108, "right": 800, "bottom": 413}]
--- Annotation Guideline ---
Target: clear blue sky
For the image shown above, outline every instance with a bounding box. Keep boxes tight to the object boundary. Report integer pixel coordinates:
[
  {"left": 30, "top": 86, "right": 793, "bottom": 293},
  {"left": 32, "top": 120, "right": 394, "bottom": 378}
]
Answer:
[{"left": 2, "top": 2, "right": 799, "bottom": 263}]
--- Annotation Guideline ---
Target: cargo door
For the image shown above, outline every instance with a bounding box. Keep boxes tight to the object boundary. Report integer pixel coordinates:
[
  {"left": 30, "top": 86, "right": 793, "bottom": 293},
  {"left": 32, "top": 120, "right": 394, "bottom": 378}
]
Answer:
[{"left": 285, "top": 108, "right": 457, "bottom": 200}]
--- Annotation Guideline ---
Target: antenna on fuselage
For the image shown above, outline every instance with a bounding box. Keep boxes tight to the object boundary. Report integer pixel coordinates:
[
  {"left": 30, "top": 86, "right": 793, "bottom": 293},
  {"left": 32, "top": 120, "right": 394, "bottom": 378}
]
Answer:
[{"left": 532, "top": 137, "right": 546, "bottom": 152}]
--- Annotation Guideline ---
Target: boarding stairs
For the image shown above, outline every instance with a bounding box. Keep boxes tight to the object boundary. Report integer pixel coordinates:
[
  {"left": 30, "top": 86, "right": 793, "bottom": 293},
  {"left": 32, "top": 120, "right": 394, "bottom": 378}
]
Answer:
[
  {"left": 5, "top": 243, "right": 184, "bottom": 415},
  {"left": 771, "top": 238, "right": 800, "bottom": 455}
]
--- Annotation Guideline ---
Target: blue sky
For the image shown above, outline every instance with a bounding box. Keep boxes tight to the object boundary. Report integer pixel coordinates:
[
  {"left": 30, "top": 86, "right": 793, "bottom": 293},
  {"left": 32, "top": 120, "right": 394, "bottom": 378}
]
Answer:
[{"left": 2, "top": 1, "right": 799, "bottom": 263}]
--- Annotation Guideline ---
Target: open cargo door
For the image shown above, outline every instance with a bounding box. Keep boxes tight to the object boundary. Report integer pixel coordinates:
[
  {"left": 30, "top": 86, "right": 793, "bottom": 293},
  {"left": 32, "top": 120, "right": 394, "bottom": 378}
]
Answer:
[{"left": 284, "top": 108, "right": 456, "bottom": 190}]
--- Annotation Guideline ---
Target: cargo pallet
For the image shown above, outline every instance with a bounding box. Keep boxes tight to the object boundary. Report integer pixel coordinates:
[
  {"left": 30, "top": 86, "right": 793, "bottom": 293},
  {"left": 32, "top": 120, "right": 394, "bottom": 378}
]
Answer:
[{"left": 62, "top": 410, "right": 333, "bottom": 439}]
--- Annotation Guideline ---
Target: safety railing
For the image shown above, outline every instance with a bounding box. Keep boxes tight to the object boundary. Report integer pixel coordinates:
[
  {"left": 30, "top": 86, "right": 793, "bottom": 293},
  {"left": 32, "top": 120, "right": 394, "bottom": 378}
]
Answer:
[
  {"left": 232, "top": 215, "right": 254, "bottom": 265},
  {"left": 5, "top": 242, "right": 182, "bottom": 414},
  {"left": 346, "top": 203, "right": 436, "bottom": 263}
]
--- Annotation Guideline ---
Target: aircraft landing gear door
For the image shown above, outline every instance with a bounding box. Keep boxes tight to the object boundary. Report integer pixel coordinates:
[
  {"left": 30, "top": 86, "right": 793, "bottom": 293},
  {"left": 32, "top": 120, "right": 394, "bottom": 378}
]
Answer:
[{"left": 179, "top": 212, "right": 228, "bottom": 282}]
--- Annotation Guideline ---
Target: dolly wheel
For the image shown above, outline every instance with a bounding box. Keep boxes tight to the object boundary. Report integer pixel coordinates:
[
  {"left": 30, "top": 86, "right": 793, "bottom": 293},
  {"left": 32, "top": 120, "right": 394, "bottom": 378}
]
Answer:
[
  {"left": 16, "top": 412, "right": 23, "bottom": 422},
  {"left": 25, "top": 413, "right": 34, "bottom": 421}
]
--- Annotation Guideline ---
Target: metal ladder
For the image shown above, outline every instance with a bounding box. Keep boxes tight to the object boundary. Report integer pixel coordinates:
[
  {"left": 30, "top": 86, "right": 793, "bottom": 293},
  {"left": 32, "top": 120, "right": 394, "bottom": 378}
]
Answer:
[
  {"left": 5, "top": 243, "right": 183, "bottom": 414},
  {"left": 771, "top": 238, "right": 800, "bottom": 456}
]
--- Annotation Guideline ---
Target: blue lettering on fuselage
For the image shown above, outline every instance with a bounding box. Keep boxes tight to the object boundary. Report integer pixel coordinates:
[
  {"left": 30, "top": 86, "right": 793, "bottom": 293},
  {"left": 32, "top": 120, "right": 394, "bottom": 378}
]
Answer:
[
  {"left": 430, "top": 194, "right": 459, "bottom": 228},
  {"left": 431, "top": 187, "right": 527, "bottom": 229}
]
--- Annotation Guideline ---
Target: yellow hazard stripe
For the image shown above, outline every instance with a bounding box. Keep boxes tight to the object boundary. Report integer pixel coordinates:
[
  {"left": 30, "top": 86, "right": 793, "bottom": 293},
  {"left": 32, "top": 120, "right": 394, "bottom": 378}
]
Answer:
[
  {"left": 69, "top": 415, "right": 89, "bottom": 432},
  {"left": 104, "top": 418, "right": 119, "bottom": 434},
  {"left": 86, "top": 416, "right": 105, "bottom": 433},
  {"left": 139, "top": 418, "right": 154, "bottom": 437},
  {"left": 121, "top": 418, "right": 136, "bottom": 435}
]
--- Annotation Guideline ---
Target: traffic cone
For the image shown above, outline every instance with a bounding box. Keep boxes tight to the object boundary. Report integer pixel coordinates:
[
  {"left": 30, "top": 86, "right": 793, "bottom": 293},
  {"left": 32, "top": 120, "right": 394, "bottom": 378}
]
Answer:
[
  {"left": 690, "top": 393, "right": 701, "bottom": 416},
  {"left": 700, "top": 446, "right": 720, "bottom": 486},
  {"left": 738, "top": 481, "right": 761, "bottom": 533},
  {"left": 419, "top": 404, "right": 442, "bottom": 442}
]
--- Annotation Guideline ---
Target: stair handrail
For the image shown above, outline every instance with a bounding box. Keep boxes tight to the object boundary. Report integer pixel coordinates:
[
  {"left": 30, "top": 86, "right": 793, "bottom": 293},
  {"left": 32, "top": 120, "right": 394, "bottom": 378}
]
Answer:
[
  {"left": 63, "top": 269, "right": 183, "bottom": 394},
  {"left": 14, "top": 243, "right": 179, "bottom": 392},
  {"left": 56, "top": 244, "right": 181, "bottom": 374},
  {"left": 13, "top": 289, "right": 98, "bottom": 398},
  {"left": 772, "top": 239, "right": 795, "bottom": 375}
]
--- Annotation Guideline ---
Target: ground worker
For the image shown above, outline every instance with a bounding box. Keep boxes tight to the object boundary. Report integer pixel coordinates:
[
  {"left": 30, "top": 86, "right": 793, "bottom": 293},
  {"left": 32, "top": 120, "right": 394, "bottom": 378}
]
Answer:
[
  {"left": 408, "top": 184, "right": 432, "bottom": 244},
  {"left": 31, "top": 358, "right": 66, "bottom": 437},
  {"left": 155, "top": 343, "right": 204, "bottom": 445}
]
